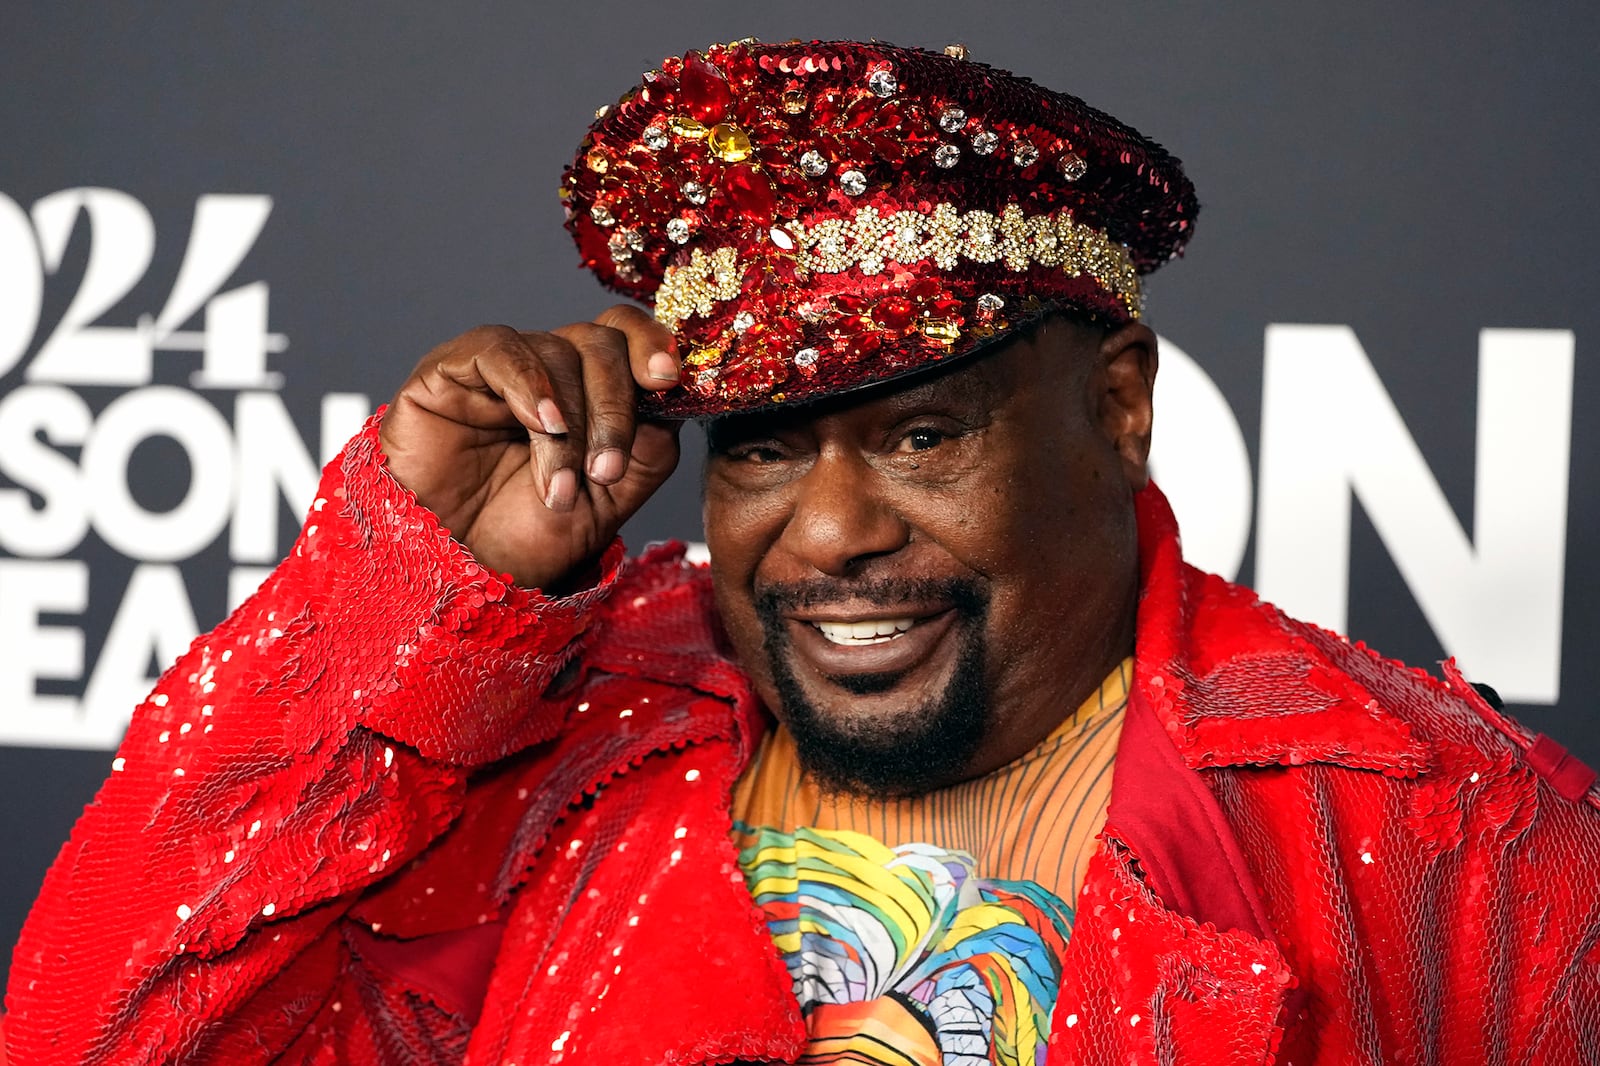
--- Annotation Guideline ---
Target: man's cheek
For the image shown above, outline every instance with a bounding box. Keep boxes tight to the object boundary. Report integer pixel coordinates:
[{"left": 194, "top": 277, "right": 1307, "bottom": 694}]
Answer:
[{"left": 729, "top": 604, "right": 778, "bottom": 683}]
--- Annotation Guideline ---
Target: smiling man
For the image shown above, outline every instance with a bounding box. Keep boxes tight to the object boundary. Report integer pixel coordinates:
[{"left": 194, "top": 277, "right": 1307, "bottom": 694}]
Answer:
[
  {"left": 709, "top": 314, "right": 1142, "bottom": 802},
  {"left": 8, "top": 38, "right": 1600, "bottom": 1066}
]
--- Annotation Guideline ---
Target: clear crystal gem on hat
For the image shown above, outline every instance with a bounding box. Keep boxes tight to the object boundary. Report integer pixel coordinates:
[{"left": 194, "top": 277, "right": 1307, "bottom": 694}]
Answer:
[
  {"left": 933, "top": 144, "right": 961, "bottom": 168},
  {"left": 794, "top": 347, "right": 820, "bottom": 367},
  {"left": 682, "top": 180, "right": 709, "bottom": 205},
  {"left": 799, "top": 149, "right": 829, "bottom": 177},
  {"left": 944, "top": 43, "right": 970, "bottom": 60},
  {"left": 867, "top": 69, "right": 898, "bottom": 97},
  {"left": 666, "top": 218, "right": 690, "bottom": 243},
  {"left": 977, "top": 293, "right": 1005, "bottom": 312},
  {"left": 839, "top": 169, "right": 868, "bottom": 196},
  {"left": 732, "top": 311, "right": 756, "bottom": 332},
  {"left": 1014, "top": 140, "right": 1040, "bottom": 167},
  {"left": 938, "top": 107, "right": 968, "bottom": 133},
  {"left": 643, "top": 125, "right": 669, "bottom": 150},
  {"left": 589, "top": 203, "right": 615, "bottom": 226},
  {"left": 971, "top": 130, "right": 999, "bottom": 155},
  {"left": 1059, "top": 152, "right": 1088, "bottom": 181}
]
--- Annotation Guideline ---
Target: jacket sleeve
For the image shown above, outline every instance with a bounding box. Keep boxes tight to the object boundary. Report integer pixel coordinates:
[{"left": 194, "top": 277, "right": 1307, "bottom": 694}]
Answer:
[{"left": 3, "top": 412, "right": 623, "bottom": 1065}]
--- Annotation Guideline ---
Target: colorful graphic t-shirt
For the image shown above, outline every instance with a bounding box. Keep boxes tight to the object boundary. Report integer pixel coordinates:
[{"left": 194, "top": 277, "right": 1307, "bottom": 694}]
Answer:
[{"left": 729, "top": 660, "right": 1130, "bottom": 1066}]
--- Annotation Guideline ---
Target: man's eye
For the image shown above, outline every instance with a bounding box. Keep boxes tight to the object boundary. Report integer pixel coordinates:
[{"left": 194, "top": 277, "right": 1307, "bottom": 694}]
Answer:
[
  {"left": 896, "top": 428, "right": 947, "bottom": 453},
  {"left": 731, "top": 444, "right": 785, "bottom": 463}
]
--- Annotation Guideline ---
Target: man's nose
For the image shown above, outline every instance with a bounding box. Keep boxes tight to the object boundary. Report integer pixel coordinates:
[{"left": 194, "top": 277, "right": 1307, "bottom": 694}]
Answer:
[{"left": 777, "top": 449, "right": 910, "bottom": 577}]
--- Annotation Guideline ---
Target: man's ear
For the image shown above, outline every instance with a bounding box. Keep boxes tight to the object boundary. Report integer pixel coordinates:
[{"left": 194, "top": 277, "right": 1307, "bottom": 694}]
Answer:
[{"left": 1095, "top": 322, "right": 1158, "bottom": 490}]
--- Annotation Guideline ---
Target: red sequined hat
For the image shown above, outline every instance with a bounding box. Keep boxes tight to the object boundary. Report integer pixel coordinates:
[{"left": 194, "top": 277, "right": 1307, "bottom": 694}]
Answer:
[{"left": 563, "top": 38, "right": 1197, "bottom": 417}]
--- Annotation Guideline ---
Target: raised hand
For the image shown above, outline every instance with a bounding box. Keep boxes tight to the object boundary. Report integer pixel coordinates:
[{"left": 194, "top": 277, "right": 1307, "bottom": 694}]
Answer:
[{"left": 379, "top": 304, "right": 683, "bottom": 591}]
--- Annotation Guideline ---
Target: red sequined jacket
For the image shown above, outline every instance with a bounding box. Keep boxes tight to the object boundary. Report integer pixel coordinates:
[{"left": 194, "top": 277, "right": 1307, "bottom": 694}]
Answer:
[{"left": 7, "top": 415, "right": 1600, "bottom": 1065}]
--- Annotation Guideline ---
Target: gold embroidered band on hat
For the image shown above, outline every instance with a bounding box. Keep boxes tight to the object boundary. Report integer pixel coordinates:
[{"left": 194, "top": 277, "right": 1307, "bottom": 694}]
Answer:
[{"left": 653, "top": 202, "right": 1143, "bottom": 331}]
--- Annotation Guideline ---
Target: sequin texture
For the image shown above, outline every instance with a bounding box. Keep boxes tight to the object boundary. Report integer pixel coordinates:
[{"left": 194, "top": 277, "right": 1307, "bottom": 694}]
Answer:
[
  {"left": 560, "top": 39, "right": 1199, "bottom": 416},
  {"left": 7, "top": 423, "right": 1599, "bottom": 1064}
]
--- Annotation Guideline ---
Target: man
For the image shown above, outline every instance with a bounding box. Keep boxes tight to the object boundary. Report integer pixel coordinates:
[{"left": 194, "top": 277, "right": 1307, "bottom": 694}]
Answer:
[{"left": 6, "top": 37, "right": 1599, "bottom": 1065}]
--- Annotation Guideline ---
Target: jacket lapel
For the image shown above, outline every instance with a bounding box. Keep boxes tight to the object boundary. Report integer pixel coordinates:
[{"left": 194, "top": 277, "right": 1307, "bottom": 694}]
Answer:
[
  {"left": 1051, "top": 835, "right": 1298, "bottom": 1064},
  {"left": 1105, "top": 684, "right": 1277, "bottom": 941},
  {"left": 1130, "top": 484, "right": 1431, "bottom": 778}
]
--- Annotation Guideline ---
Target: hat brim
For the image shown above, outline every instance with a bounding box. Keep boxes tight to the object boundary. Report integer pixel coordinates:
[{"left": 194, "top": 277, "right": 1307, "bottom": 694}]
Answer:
[{"left": 639, "top": 294, "right": 1078, "bottom": 420}]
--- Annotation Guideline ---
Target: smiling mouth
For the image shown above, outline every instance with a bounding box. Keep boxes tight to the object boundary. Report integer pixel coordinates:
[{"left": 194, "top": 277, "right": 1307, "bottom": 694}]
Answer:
[
  {"left": 812, "top": 618, "right": 917, "bottom": 645},
  {"left": 757, "top": 578, "right": 987, "bottom": 688},
  {"left": 780, "top": 607, "right": 960, "bottom": 681}
]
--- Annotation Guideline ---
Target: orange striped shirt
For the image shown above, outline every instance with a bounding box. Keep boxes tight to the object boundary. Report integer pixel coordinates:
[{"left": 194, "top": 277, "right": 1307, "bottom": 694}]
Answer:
[{"left": 730, "top": 657, "right": 1130, "bottom": 908}]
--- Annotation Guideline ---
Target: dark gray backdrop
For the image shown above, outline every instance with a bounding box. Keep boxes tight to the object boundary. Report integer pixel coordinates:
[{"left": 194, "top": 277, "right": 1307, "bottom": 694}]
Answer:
[{"left": 2, "top": 2, "right": 1596, "bottom": 989}]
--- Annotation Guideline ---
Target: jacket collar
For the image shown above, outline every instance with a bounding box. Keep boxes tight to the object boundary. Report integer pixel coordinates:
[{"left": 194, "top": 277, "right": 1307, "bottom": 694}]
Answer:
[{"left": 1131, "top": 483, "right": 1431, "bottom": 778}]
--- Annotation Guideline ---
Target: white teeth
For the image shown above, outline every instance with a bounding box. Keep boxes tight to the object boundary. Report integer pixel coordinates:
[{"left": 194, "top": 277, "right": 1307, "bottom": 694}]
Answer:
[{"left": 815, "top": 618, "right": 915, "bottom": 645}]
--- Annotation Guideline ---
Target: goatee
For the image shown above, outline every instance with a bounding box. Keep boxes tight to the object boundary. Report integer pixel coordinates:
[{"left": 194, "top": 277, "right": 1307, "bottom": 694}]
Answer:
[{"left": 755, "top": 577, "right": 990, "bottom": 797}]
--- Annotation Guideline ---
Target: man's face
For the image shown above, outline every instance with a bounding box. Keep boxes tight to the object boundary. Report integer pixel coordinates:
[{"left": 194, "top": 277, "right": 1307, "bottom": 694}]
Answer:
[{"left": 703, "top": 316, "right": 1157, "bottom": 795}]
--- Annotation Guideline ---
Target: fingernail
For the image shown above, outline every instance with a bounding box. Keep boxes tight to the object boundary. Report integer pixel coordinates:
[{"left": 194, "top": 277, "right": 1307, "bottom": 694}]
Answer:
[
  {"left": 588, "top": 448, "right": 626, "bottom": 485},
  {"left": 646, "top": 352, "right": 679, "bottom": 383},
  {"left": 538, "top": 398, "right": 569, "bottom": 435},
  {"left": 544, "top": 468, "right": 577, "bottom": 511}
]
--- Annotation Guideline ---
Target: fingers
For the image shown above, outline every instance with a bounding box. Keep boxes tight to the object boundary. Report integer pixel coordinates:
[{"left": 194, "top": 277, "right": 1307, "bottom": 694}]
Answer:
[
  {"left": 431, "top": 330, "right": 587, "bottom": 511},
  {"left": 544, "top": 323, "right": 637, "bottom": 489},
  {"left": 604, "top": 418, "right": 684, "bottom": 520},
  {"left": 592, "top": 303, "right": 681, "bottom": 390},
  {"left": 409, "top": 311, "right": 682, "bottom": 516},
  {"left": 397, "top": 325, "right": 548, "bottom": 433},
  {"left": 526, "top": 345, "right": 583, "bottom": 512}
]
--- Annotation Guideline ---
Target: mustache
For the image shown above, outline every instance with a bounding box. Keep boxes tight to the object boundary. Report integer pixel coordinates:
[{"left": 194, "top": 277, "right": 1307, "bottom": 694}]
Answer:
[{"left": 754, "top": 576, "right": 989, "bottom": 624}]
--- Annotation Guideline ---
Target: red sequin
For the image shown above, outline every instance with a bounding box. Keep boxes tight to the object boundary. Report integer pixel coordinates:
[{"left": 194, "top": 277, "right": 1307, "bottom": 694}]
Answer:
[
  {"left": 561, "top": 39, "right": 1200, "bottom": 417},
  {"left": 873, "top": 295, "right": 916, "bottom": 330}
]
